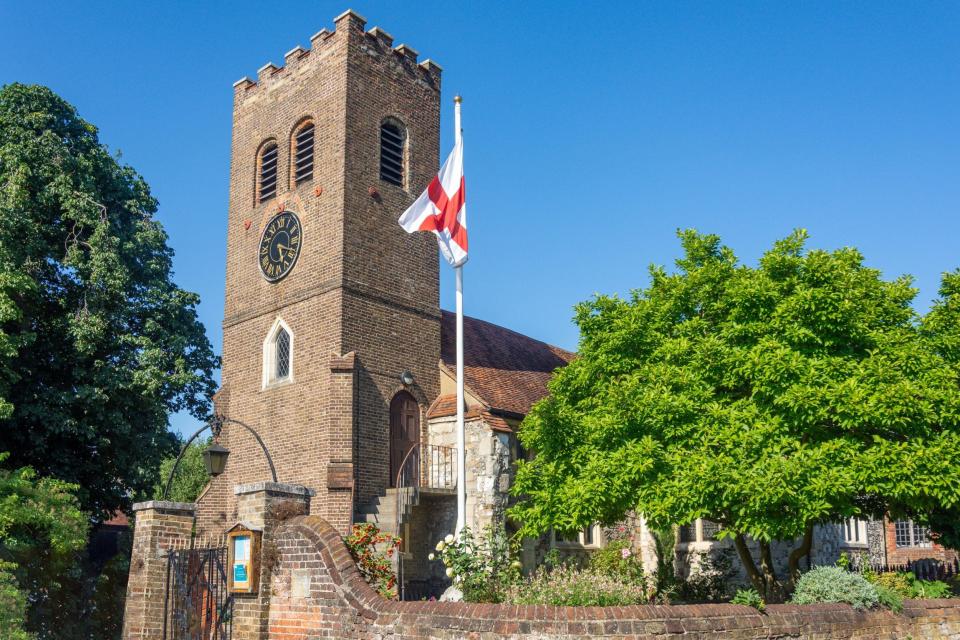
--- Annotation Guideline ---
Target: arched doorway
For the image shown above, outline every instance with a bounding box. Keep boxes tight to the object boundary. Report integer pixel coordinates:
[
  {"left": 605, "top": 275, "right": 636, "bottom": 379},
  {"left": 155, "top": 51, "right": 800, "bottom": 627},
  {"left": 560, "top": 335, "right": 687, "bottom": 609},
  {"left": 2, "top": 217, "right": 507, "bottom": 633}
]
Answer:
[{"left": 389, "top": 391, "right": 420, "bottom": 488}]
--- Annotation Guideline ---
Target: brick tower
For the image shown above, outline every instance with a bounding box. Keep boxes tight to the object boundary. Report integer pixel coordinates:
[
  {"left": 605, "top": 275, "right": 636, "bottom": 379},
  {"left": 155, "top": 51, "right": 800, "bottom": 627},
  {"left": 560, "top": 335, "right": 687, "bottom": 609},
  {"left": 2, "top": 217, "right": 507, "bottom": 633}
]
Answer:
[{"left": 197, "top": 10, "right": 442, "bottom": 536}]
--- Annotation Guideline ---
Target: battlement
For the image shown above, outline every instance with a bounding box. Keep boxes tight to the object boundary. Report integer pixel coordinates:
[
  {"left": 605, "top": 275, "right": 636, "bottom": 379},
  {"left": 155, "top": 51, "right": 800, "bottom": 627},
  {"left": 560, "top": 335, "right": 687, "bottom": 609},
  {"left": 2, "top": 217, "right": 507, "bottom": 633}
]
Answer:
[{"left": 233, "top": 9, "right": 442, "bottom": 101}]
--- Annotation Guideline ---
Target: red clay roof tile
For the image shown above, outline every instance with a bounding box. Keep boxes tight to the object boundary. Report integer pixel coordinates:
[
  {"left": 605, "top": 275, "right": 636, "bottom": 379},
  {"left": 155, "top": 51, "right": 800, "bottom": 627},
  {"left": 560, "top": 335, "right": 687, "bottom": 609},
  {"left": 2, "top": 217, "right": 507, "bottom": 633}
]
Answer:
[{"left": 440, "top": 311, "right": 574, "bottom": 417}]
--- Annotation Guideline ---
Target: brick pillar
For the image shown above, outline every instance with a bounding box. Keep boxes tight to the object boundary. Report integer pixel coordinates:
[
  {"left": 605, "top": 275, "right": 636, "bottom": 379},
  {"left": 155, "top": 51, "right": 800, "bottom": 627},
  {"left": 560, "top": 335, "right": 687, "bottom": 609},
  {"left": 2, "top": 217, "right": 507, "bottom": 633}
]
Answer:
[
  {"left": 231, "top": 482, "right": 314, "bottom": 640},
  {"left": 326, "top": 352, "right": 356, "bottom": 535},
  {"left": 121, "top": 501, "right": 195, "bottom": 640}
]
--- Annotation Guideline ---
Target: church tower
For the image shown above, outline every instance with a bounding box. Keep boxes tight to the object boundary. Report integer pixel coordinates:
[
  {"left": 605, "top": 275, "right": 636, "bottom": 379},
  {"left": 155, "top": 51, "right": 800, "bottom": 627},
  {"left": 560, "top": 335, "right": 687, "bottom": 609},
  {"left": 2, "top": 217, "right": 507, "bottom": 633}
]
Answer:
[{"left": 198, "top": 10, "right": 442, "bottom": 535}]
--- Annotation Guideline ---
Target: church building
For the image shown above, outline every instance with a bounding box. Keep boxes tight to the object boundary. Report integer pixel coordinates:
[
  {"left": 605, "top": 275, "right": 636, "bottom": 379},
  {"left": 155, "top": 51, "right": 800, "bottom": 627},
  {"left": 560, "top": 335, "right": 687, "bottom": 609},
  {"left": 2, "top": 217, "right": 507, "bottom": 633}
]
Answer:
[
  {"left": 194, "top": 9, "right": 573, "bottom": 596},
  {"left": 193, "top": 9, "right": 952, "bottom": 600}
]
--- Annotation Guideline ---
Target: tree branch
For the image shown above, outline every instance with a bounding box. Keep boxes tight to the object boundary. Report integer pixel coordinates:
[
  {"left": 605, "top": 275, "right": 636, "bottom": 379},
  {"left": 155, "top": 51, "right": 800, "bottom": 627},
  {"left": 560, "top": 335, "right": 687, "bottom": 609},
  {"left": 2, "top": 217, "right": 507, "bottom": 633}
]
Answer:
[
  {"left": 733, "top": 534, "right": 765, "bottom": 596},
  {"left": 787, "top": 523, "right": 814, "bottom": 584}
]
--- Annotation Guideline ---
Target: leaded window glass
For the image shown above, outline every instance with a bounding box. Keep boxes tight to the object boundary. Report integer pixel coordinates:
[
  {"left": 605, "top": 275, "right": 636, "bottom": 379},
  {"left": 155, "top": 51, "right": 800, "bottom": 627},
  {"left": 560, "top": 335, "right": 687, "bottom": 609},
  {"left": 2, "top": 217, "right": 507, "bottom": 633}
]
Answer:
[{"left": 275, "top": 328, "right": 290, "bottom": 380}]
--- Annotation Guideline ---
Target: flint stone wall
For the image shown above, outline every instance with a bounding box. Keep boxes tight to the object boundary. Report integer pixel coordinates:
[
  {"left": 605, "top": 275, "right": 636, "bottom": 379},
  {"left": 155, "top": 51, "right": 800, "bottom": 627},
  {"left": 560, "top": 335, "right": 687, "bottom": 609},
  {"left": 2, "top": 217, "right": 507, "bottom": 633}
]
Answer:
[{"left": 266, "top": 514, "right": 960, "bottom": 640}]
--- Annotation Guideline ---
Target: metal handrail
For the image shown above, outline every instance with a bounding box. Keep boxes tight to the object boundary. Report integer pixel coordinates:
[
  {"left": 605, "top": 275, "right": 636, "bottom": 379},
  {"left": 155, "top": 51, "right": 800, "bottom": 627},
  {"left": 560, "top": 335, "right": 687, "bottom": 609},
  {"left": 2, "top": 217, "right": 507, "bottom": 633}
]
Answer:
[{"left": 394, "top": 442, "right": 457, "bottom": 600}]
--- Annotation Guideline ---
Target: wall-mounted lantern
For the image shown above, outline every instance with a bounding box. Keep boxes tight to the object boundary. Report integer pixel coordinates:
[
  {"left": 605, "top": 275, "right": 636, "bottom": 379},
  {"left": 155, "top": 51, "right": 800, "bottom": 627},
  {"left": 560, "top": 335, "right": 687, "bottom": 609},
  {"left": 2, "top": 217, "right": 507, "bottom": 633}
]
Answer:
[{"left": 202, "top": 442, "right": 230, "bottom": 477}]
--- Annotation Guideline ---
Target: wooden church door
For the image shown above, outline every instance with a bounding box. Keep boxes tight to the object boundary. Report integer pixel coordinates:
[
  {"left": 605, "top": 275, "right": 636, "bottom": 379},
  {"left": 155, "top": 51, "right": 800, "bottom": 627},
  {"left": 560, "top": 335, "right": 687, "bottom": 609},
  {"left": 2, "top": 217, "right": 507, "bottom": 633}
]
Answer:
[{"left": 389, "top": 392, "right": 420, "bottom": 488}]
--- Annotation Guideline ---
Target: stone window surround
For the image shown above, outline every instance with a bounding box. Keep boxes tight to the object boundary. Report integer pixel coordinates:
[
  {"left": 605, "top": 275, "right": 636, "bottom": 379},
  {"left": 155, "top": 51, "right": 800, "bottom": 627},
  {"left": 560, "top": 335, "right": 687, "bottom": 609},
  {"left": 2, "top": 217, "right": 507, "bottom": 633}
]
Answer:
[
  {"left": 840, "top": 517, "right": 869, "bottom": 548},
  {"left": 676, "top": 518, "right": 725, "bottom": 549},
  {"left": 262, "top": 317, "right": 294, "bottom": 389},
  {"left": 551, "top": 524, "right": 604, "bottom": 550}
]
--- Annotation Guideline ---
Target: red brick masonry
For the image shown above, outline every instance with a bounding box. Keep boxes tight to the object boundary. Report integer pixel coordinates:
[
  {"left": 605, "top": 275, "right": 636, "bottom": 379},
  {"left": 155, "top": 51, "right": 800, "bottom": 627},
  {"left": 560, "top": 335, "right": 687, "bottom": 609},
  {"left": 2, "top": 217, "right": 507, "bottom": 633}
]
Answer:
[{"left": 265, "top": 514, "right": 960, "bottom": 639}]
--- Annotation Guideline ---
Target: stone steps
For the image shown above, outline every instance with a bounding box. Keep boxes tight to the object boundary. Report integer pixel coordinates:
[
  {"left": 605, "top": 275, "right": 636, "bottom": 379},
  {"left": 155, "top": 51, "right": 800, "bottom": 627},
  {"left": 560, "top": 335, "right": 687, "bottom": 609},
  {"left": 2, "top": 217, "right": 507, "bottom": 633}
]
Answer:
[{"left": 355, "top": 487, "right": 419, "bottom": 536}]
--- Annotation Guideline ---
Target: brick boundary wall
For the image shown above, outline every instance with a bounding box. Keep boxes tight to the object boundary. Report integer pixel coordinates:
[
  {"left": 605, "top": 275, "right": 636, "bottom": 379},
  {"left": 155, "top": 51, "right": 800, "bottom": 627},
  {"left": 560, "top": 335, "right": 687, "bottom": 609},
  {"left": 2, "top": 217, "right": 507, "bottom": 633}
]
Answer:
[{"left": 266, "top": 514, "right": 960, "bottom": 640}]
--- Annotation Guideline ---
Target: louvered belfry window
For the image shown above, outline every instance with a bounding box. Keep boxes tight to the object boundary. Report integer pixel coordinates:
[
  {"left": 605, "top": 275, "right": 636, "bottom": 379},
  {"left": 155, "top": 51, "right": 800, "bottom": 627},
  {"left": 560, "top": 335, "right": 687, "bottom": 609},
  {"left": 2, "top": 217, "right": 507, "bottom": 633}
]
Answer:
[
  {"left": 274, "top": 328, "right": 290, "bottom": 380},
  {"left": 294, "top": 123, "right": 314, "bottom": 184},
  {"left": 258, "top": 142, "right": 278, "bottom": 203},
  {"left": 379, "top": 121, "right": 405, "bottom": 187}
]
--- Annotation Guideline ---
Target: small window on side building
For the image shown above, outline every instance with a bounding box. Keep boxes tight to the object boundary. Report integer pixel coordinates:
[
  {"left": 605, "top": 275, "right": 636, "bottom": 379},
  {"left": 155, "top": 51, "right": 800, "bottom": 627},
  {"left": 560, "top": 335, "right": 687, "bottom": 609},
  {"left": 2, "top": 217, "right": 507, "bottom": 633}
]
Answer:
[{"left": 895, "top": 519, "right": 931, "bottom": 548}]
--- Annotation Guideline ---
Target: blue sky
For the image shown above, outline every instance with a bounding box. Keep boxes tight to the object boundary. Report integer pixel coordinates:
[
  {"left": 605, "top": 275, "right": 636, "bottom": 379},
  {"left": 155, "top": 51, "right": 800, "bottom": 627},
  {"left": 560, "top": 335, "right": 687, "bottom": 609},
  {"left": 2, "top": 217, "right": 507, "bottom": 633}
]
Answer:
[{"left": 2, "top": 2, "right": 958, "bottom": 437}]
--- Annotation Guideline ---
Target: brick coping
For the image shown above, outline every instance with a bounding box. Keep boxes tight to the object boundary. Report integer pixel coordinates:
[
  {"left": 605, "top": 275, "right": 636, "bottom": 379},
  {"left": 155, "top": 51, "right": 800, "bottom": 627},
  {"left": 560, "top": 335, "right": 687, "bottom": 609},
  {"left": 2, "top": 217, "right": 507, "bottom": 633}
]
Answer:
[{"left": 284, "top": 514, "right": 960, "bottom": 626}]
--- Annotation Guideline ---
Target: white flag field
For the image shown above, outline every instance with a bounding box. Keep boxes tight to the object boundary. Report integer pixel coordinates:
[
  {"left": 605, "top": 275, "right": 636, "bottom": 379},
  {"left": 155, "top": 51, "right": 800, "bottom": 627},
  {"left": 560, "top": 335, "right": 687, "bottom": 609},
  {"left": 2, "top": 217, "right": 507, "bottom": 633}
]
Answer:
[{"left": 398, "top": 138, "right": 468, "bottom": 267}]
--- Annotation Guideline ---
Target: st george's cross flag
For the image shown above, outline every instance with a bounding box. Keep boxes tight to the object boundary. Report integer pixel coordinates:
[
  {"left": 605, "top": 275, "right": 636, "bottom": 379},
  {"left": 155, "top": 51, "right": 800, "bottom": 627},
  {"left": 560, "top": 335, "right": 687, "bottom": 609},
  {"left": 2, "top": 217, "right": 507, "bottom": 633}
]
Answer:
[{"left": 398, "top": 138, "right": 467, "bottom": 267}]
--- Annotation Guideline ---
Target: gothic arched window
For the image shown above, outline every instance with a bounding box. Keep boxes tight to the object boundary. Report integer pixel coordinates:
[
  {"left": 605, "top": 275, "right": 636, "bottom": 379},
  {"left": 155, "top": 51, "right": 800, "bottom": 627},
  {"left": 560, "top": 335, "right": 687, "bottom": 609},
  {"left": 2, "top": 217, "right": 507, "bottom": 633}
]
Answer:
[
  {"left": 379, "top": 119, "right": 406, "bottom": 187},
  {"left": 292, "top": 121, "right": 315, "bottom": 186},
  {"left": 262, "top": 318, "right": 293, "bottom": 387},
  {"left": 257, "top": 141, "right": 278, "bottom": 203}
]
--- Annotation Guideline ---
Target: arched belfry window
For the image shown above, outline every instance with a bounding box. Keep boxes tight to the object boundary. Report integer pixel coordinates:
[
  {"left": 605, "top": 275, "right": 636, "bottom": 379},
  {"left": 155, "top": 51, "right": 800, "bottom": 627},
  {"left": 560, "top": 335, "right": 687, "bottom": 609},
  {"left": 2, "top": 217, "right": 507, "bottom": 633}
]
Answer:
[
  {"left": 379, "top": 119, "right": 406, "bottom": 187},
  {"left": 257, "top": 141, "right": 278, "bottom": 203},
  {"left": 262, "top": 318, "right": 293, "bottom": 388},
  {"left": 292, "top": 121, "right": 315, "bottom": 185}
]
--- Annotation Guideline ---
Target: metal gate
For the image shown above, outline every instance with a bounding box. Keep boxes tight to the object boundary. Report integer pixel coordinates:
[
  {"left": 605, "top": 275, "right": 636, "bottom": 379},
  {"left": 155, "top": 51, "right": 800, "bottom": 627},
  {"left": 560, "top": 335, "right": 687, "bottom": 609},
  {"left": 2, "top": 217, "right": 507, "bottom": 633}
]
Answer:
[{"left": 164, "top": 547, "right": 233, "bottom": 640}]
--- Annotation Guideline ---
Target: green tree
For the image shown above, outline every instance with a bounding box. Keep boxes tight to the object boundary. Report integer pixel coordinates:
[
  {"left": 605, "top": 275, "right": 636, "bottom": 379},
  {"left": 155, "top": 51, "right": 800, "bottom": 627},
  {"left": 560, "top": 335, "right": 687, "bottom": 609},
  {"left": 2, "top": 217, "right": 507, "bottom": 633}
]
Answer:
[
  {"left": 0, "top": 83, "right": 218, "bottom": 519},
  {"left": 511, "top": 230, "right": 960, "bottom": 600},
  {"left": 0, "top": 452, "right": 87, "bottom": 639},
  {"left": 151, "top": 437, "right": 212, "bottom": 502},
  {"left": 913, "top": 269, "right": 960, "bottom": 549}
]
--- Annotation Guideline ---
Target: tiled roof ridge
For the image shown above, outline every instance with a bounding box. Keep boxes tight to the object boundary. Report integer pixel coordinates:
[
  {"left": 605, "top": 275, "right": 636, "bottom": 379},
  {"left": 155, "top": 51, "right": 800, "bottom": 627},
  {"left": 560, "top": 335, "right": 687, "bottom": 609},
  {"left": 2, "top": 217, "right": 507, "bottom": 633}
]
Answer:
[{"left": 440, "top": 309, "right": 575, "bottom": 362}]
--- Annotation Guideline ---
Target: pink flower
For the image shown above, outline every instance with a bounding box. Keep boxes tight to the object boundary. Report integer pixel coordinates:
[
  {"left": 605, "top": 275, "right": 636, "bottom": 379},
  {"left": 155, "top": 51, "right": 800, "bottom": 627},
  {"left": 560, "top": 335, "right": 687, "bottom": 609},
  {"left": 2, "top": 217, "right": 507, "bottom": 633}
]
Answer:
[{"left": 621, "top": 548, "right": 632, "bottom": 559}]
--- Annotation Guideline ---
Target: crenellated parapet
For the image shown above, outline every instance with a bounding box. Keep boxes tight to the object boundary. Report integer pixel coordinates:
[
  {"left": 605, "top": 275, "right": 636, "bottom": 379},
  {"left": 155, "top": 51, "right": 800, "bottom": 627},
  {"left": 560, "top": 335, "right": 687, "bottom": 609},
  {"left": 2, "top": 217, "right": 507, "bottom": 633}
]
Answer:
[{"left": 232, "top": 9, "right": 442, "bottom": 103}]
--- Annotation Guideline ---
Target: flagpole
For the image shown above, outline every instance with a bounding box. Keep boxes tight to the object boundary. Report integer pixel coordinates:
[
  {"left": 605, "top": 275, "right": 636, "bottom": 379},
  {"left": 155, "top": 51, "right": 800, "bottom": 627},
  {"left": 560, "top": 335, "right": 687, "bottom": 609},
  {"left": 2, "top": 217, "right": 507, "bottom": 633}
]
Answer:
[{"left": 453, "top": 95, "right": 466, "bottom": 537}]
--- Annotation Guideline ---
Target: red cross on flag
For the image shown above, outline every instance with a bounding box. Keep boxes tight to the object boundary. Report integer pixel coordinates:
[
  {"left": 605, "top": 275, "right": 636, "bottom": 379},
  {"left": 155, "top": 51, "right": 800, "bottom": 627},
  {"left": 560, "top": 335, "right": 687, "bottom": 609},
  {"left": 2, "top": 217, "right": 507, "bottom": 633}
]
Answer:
[{"left": 398, "top": 138, "right": 467, "bottom": 267}]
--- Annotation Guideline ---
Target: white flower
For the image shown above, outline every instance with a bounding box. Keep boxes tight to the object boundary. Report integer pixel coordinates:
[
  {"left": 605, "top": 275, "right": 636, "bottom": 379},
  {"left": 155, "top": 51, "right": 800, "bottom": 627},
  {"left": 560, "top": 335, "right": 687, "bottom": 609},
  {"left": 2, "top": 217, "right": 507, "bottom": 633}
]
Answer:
[
  {"left": 463, "top": 546, "right": 473, "bottom": 555},
  {"left": 445, "top": 567, "right": 455, "bottom": 578},
  {"left": 436, "top": 541, "right": 445, "bottom": 551},
  {"left": 444, "top": 534, "right": 455, "bottom": 544},
  {"left": 428, "top": 553, "right": 435, "bottom": 561}
]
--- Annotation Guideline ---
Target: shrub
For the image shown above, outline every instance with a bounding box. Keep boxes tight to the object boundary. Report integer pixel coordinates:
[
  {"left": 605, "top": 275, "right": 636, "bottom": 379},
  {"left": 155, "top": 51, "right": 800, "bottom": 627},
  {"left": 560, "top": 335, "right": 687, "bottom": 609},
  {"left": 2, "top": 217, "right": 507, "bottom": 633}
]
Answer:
[
  {"left": 505, "top": 564, "right": 649, "bottom": 606},
  {"left": 589, "top": 538, "right": 645, "bottom": 585},
  {"left": 863, "top": 570, "right": 912, "bottom": 598},
  {"left": 731, "top": 587, "right": 765, "bottom": 611},
  {"left": 344, "top": 523, "right": 401, "bottom": 599},
  {"left": 911, "top": 578, "right": 952, "bottom": 599},
  {"left": 874, "top": 585, "right": 904, "bottom": 613},
  {"left": 430, "top": 527, "right": 520, "bottom": 602},
  {"left": 863, "top": 570, "right": 952, "bottom": 600},
  {"left": 650, "top": 527, "right": 679, "bottom": 603},
  {"left": 790, "top": 566, "right": 879, "bottom": 610},
  {"left": 679, "top": 549, "right": 737, "bottom": 602}
]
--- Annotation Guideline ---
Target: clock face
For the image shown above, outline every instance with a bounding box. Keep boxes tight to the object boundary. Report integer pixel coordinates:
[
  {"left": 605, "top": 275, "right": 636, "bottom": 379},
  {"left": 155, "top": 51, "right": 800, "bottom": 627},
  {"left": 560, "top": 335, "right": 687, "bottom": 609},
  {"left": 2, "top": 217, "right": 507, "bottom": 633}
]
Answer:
[{"left": 258, "top": 212, "right": 302, "bottom": 282}]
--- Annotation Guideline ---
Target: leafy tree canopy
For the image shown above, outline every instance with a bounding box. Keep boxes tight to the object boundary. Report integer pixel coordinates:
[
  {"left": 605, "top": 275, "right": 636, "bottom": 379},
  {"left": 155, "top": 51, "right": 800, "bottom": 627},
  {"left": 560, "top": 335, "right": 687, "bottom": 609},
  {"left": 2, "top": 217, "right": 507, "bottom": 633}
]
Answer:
[
  {"left": 511, "top": 230, "right": 960, "bottom": 598},
  {"left": 151, "top": 437, "right": 211, "bottom": 503},
  {"left": 0, "top": 452, "right": 87, "bottom": 639},
  {"left": 0, "top": 83, "right": 218, "bottom": 519}
]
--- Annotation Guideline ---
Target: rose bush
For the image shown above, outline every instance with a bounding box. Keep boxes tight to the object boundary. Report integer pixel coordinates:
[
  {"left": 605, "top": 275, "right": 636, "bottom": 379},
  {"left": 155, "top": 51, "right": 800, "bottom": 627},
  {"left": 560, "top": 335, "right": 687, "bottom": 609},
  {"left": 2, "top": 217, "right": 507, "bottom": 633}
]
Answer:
[
  {"left": 430, "top": 527, "right": 520, "bottom": 602},
  {"left": 345, "top": 523, "right": 401, "bottom": 599}
]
